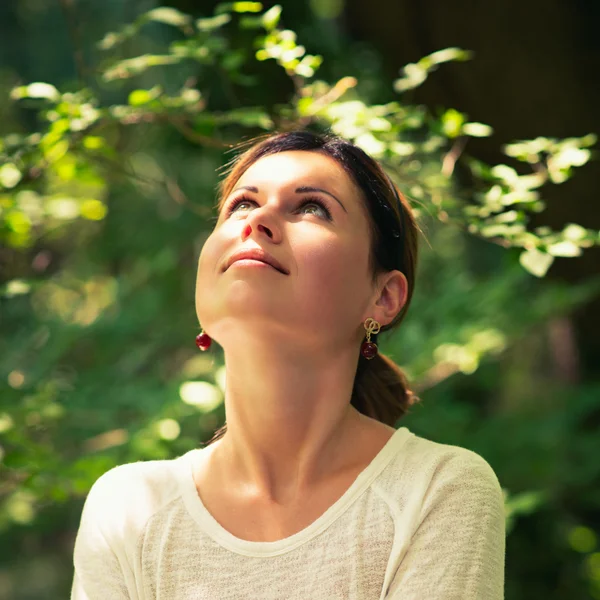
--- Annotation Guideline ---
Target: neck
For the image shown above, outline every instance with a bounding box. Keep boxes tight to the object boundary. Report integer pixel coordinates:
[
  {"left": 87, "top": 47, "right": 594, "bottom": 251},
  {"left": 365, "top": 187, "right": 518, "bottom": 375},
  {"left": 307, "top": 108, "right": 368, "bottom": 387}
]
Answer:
[{"left": 209, "top": 330, "right": 365, "bottom": 504}]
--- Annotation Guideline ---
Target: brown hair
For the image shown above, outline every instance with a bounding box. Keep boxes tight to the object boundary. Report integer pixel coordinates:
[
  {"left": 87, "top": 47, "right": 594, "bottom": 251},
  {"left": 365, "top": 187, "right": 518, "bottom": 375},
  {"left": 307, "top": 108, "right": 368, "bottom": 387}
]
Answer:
[{"left": 205, "top": 131, "right": 421, "bottom": 443}]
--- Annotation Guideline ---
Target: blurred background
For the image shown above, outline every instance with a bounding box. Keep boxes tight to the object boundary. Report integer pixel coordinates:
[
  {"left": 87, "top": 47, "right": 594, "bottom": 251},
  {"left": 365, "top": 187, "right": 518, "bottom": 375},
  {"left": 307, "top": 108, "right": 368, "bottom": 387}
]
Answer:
[{"left": 1, "top": 1, "right": 599, "bottom": 598}]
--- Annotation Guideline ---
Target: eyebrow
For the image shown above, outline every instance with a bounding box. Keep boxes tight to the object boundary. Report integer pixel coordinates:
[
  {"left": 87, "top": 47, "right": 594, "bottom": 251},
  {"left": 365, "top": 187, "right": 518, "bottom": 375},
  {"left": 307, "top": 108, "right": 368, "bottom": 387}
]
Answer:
[{"left": 231, "top": 185, "right": 347, "bottom": 213}]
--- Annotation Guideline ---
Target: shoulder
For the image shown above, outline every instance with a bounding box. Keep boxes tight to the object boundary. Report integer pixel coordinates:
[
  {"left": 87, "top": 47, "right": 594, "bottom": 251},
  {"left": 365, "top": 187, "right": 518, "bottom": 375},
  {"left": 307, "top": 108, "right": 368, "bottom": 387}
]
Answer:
[
  {"left": 396, "top": 430, "right": 502, "bottom": 484},
  {"left": 382, "top": 434, "right": 506, "bottom": 599},
  {"left": 378, "top": 429, "right": 505, "bottom": 513},
  {"left": 78, "top": 455, "right": 185, "bottom": 540},
  {"left": 404, "top": 433, "right": 506, "bottom": 522},
  {"left": 84, "top": 457, "right": 177, "bottom": 503},
  {"left": 72, "top": 457, "right": 187, "bottom": 595},
  {"left": 415, "top": 434, "right": 502, "bottom": 490}
]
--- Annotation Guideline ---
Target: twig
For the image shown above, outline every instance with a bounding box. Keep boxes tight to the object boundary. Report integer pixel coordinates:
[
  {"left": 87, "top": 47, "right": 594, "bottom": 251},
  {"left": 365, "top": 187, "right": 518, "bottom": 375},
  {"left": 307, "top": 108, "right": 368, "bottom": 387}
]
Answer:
[
  {"left": 89, "top": 153, "right": 212, "bottom": 218},
  {"left": 284, "top": 76, "right": 357, "bottom": 130},
  {"left": 304, "top": 76, "right": 357, "bottom": 115},
  {"left": 413, "top": 361, "right": 460, "bottom": 393},
  {"left": 168, "top": 117, "right": 233, "bottom": 148},
  {"left": 442, "top": 136, "right": 468, "bottom": 177},
  {"left": 164, "top": 175, "right": 209, "bottom": 217}
]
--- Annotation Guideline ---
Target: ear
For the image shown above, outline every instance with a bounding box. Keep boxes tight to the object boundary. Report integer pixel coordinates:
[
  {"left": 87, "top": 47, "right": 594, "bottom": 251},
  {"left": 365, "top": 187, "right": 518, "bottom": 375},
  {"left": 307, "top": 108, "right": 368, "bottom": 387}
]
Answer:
[{"left": 366, "top": 270, "right": 408, "bottom": 326}]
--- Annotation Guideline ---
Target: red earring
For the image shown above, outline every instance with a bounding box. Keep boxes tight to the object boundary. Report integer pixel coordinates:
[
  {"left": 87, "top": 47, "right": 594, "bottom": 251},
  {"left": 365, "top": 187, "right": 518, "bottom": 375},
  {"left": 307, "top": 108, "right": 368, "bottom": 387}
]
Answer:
[
  {"left": 196, "top": 329, "right": 211, "bottom": 351},
  {"left": 360, "top": 318, "right": 381, "bottom": 360}
]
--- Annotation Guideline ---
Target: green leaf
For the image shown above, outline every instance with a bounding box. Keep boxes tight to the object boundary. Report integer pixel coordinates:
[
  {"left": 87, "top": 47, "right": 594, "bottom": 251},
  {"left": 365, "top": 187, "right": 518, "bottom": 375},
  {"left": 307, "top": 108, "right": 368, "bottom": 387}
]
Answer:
[
  {"left": 143, "top": 7, "right": 192, "bottom": 27},
  {"left": 354, "top": 132, "right": 386, "bottom": 157},
  {"left": 80, "top": 199, "right": 108, "bottom": 221},
  {"left": 10, "top": 82, "right": 60, "bottom": 102},
  {"left": 41, "top": 138, "right": 69, "bottom": 162},
  {"left": 504, "top": 490, "right": 548, "bottom": 534},
  {"left": 503, "top": 137, "right": 550, "bottom": 161},
  {"left": 393, "top": 63, "right": 427, "bottom": 93},
  {"left": 2, "top": 280, "right": 31, "bottom": 297},
  {"left": 220, "top": 107, "right": 273, "bottom": 128},
  {"left": 46, "top": 196, "right": 79, "bottom": 220},
  {"left": 421, "top": 47, "right": 473, "bottom": 68},
  {"left": 240, "top": 15, "right": 264, "bottom": 29},
  {"left": 547, "top": 147, "right": 591, "bottom": 186},
  {"left": 196, "top": 14, "right": 232, "bottom": 31},
  {"left": 310, "top": 0, "right": 344, "bottom": 19},
  {"left": 394, "top": 47, "right": 472, "bottom": 93},
  {"left": 102, "top": 55, "right": 179, "bottom": 81},
  {"left": 82, "top": 136, "right": 105, "bottom": 150},
  {"left": 5, "top": 210, "right": 31, "bottom": 233},
  {"left": 98, "top": 9, "right": 191, "bottom": 51},
  {"left": 262, "top": 5, "right": 282, "bottom": 30},
  {"left": 98, "top": 31, "right": 123, "bottom": 51},
  {"left": 480, "top": 223, "right": 521, "bottom": 238},
  {"left": 294, "top": 54, "right": 322, "bottom": 78},
  {"left": 215, "top": 1, "right": 263, "bottom": 14},
  {"left": 441, "top": 109, "right": 466, "bottom": 138},
  {"left": 0, "top": 163, "right": 22, "bottom": 189},
  {"left": 128, "top": 87, "right": 162, "bottom": 106},
  {"left": 567, "top": 526, "right": 598, "bottom": 553},
  {"left": 492, "top": 210, "right": 521, "bottom": 224},
  {"left": 490, "top": 164, "right": 519, "bottom": 184},
  {"left": 547, "top": 241, "right": 582, "bottom": 257},
  {"left": 462, "top": 122, "right": 493, "bottom": 137},
  {"left": 562, "top": 223, "right": 589, "bottom": 242},
  {"left": 520, "top": 249, "right": 554, "bottom": 277},
  {"left": 233, "top": 1, "right": 263, "bottom": 12},
  {"left": 500, "top": 190, "right": 540, "bottom": 206}
]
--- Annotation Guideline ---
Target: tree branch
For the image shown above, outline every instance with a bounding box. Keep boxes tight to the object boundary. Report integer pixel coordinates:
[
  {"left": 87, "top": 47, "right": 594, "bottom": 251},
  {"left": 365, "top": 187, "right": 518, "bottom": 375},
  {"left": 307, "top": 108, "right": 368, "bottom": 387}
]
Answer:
[
  {"left": 168, "top": 117, "right": 233, "bottom": 149},
  {"left": 442, "top": 135, "right": 468, "bottom": 177}
]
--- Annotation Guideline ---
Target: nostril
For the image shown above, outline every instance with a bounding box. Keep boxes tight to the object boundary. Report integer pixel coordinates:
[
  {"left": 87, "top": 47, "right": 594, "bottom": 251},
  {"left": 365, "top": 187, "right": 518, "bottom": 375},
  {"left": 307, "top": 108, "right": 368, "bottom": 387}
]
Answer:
[{"left": 257, "top": 224, "right": 273, "bottom": 237}]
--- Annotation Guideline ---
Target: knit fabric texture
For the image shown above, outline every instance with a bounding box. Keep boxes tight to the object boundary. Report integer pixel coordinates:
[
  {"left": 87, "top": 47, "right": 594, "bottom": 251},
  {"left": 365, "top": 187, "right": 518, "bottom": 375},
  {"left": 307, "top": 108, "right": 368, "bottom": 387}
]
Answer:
[{"left": 71, "top": 426, "right": 506, "bottom": 599}]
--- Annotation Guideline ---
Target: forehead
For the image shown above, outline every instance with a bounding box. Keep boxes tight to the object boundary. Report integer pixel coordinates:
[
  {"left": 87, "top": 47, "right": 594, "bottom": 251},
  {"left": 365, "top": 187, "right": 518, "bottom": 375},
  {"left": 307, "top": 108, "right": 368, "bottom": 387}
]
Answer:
[{"left": 234, "top": 150, "right": 357, "bottom": 195}]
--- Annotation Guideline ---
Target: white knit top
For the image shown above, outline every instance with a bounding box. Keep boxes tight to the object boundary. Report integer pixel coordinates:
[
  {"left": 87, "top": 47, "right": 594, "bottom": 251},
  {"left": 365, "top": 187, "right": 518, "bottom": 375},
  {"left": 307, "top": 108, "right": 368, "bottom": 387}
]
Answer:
[{"left": 71, "top": 426, "right": 506, "bottom": 599}]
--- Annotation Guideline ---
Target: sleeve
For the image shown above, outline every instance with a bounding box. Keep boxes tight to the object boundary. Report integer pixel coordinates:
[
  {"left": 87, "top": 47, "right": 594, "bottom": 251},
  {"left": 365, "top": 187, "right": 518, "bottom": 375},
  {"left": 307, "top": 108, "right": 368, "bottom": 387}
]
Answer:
[
  {"left": 384, "top": 450, "right": 506, "bottom": 600},
  {"left": 70, "top": 469, "right": 137, "bottom": 600}
]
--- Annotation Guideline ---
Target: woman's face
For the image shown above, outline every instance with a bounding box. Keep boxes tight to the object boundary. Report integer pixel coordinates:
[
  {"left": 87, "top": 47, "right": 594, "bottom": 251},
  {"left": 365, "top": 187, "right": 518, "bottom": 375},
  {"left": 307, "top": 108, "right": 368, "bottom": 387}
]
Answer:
[{"left": 195, "top": 150, "right": 379, "bottom": 352}]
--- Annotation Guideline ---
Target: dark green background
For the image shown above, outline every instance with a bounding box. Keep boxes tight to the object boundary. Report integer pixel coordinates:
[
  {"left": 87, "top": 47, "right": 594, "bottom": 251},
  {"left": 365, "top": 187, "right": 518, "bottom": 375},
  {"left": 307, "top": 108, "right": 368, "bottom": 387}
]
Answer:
[{"left": 1, "top": 1, "right": 599, "bottom": 598}]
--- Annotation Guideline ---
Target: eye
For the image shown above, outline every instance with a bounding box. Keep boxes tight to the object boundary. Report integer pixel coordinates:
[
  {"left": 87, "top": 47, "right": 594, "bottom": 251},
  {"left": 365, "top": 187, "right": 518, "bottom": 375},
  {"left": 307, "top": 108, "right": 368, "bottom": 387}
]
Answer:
[
  {"left": 300, "top": 198, "right": 332, "bottom": 220},
  {"left": 225, "top": 195, "right": 333, "bottom": 221},
  {"left": 226, "top": 196, "right": 255, "bottom": 215}
]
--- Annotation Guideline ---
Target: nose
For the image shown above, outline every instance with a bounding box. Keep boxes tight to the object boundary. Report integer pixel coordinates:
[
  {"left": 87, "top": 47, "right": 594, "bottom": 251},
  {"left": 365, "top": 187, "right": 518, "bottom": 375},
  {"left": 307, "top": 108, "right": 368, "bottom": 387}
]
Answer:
[
  {"left": 243, "top": 222, "right": 272, "bottom": 239},
  {"left": 240, "top": 205, "right": 282, "bottom": 243}
]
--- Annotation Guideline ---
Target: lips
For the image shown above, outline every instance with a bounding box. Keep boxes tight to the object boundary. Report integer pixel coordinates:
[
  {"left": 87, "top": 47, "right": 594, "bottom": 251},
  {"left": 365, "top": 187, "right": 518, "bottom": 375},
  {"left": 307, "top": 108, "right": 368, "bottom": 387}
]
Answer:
[{"left": 224, "top": 247, "right": 289, "bottom": 275}]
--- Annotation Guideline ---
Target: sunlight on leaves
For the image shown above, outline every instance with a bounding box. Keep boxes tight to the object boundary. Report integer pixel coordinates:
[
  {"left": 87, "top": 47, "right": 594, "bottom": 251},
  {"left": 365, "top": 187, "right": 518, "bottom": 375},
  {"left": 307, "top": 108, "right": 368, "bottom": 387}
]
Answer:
[
  {"left": 144, "top": 7, "right": 192, "bottom": 27},
  {"left": 10, "top": 82, "right": 60, "bottom": 102},
  {"left": 179, "top": 381, "right": 223, "bottom": 413},
  {"left": 520, "top": 249, "right": 554, "bottom": 277},
  {"left": 0, "top": 163, "right": 22, "bottom": 189}
]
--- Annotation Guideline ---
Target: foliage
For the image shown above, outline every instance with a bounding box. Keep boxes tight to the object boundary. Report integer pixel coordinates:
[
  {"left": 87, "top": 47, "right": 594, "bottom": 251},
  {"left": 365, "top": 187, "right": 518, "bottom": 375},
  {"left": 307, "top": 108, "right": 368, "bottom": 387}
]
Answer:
[
  {"left": 1, "top": 4, "right": 597, "bottom": 272},
  {"left": 0, "top": 3, "right": 599, "bottom": 599}
]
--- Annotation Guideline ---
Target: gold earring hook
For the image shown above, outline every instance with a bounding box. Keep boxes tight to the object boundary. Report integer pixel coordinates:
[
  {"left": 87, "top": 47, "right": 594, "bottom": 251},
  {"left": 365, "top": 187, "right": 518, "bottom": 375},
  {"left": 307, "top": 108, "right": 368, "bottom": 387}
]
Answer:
[{"left": 364, "top": 318, "right": 381, "bottom": 342}]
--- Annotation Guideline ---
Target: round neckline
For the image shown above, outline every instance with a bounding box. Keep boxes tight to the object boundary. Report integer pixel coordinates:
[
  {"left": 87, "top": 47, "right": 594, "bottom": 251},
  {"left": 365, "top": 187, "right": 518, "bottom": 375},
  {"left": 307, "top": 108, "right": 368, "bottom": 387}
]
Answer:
[{"left": 175, "top": 426, "right": 412, "bottom": 557}]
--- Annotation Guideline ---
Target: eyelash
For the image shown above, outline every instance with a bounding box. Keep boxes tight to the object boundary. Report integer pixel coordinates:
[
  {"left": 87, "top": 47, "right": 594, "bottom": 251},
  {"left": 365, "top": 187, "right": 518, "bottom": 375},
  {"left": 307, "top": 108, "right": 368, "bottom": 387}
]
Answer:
[{"left": 225, "top": 195, "right": 333, "bottom": 221}]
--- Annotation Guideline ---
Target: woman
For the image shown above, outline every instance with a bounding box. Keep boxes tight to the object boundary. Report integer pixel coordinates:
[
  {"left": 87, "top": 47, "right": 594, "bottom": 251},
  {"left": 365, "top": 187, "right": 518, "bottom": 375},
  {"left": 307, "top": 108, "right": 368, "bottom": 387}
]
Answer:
[{"left": 71, "top": 131, "right": 506, "bottom": 599}]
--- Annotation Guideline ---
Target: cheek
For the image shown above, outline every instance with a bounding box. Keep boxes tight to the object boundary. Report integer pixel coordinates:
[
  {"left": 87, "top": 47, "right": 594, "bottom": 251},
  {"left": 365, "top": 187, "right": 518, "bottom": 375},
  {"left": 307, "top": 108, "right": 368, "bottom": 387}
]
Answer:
[
  {"left": 196, "top": 237, "right": 213, "bottom": 285},
  {"left": 301, "top": 237, "right": 369, "bottom": 291},
  {"left": 195, "top": 233, "right": 220, "bottom": 316}
]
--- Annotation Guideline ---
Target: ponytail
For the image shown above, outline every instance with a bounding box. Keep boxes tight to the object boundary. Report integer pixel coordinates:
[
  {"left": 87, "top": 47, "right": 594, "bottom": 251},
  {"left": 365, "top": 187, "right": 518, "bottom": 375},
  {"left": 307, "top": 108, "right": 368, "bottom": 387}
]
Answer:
[{"left": 351, "top": 351, "right": 420, "bottom": 426}]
